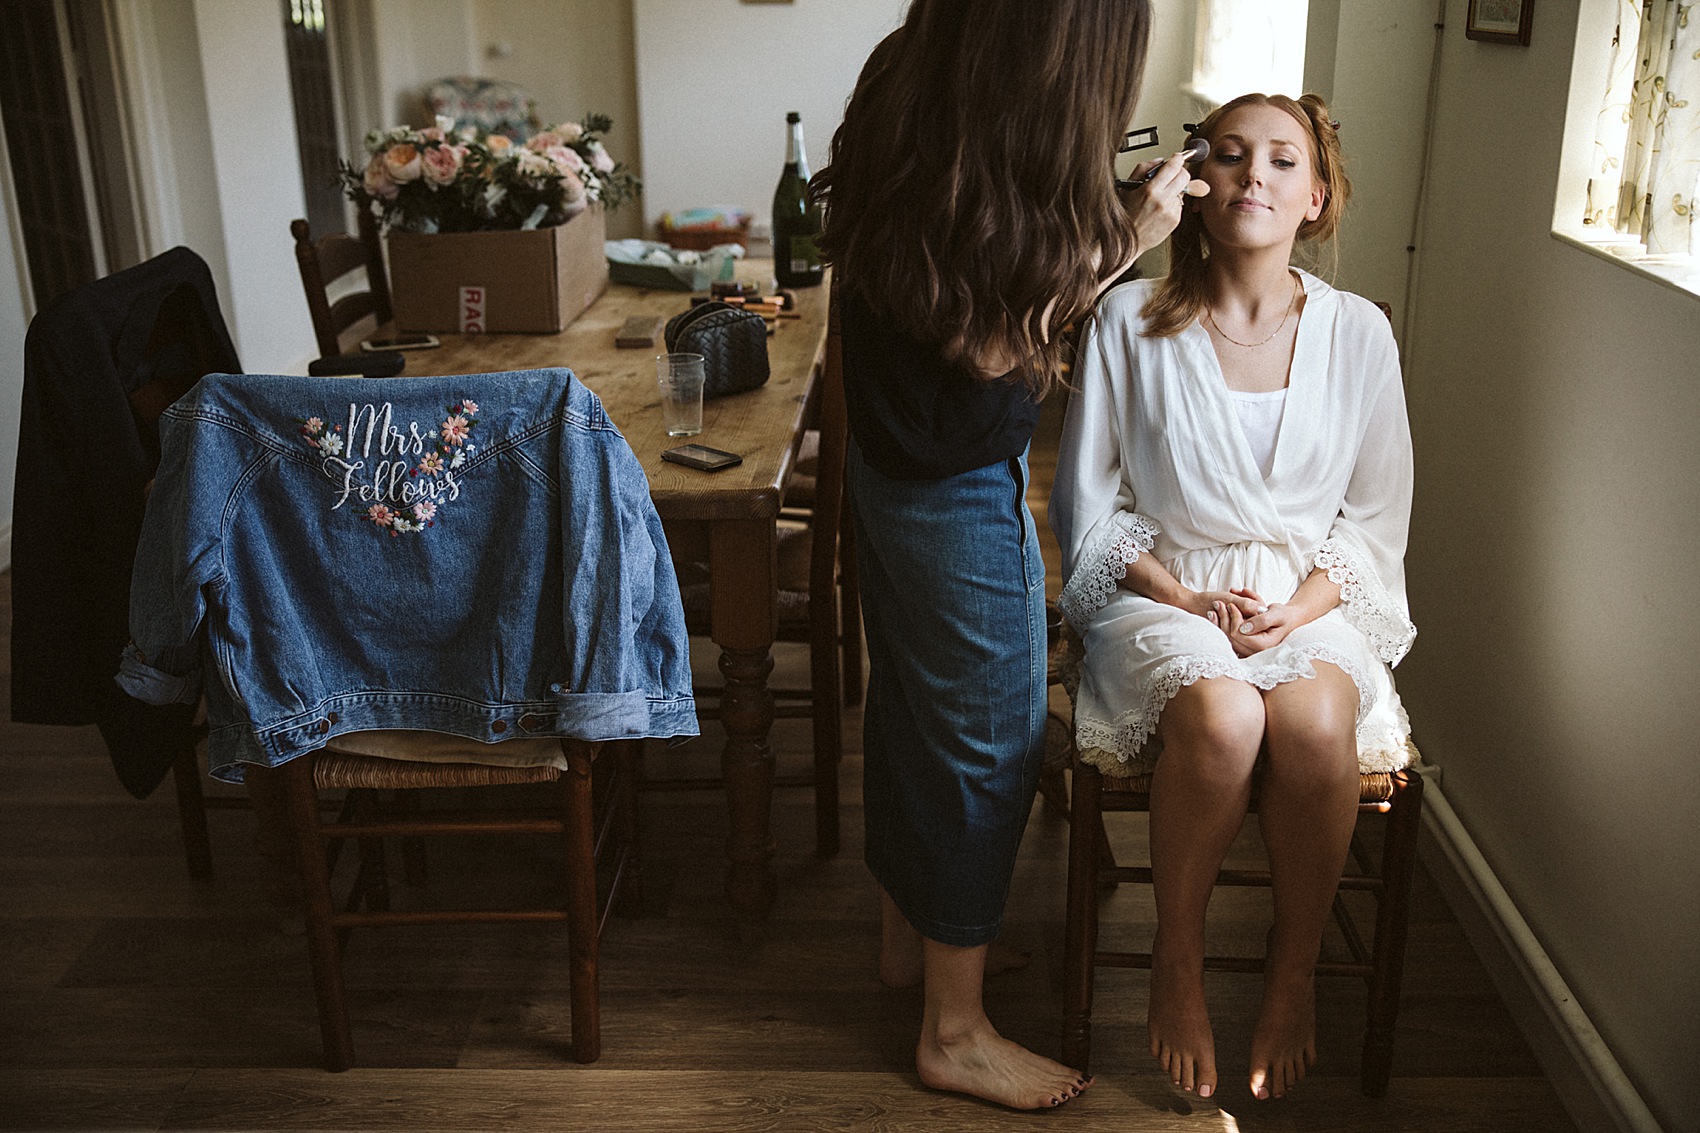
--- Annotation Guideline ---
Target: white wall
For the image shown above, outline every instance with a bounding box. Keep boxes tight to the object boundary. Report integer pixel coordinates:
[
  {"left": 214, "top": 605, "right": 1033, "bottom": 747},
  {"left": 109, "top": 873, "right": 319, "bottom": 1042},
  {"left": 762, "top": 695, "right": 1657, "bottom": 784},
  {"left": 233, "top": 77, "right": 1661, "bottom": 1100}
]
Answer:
[
  {"left": 632, "top": 0, "right": 907, "bottom": 237},
  {"left": 144, "top": 0, "right": 229, "bottom": 297},
  {"left": 1394, "top": 1, "right": 1700, "bottom": 1127},
  {"left": 190, "top": 0, "right": 316, "bottom": 372},
  {"left": 367, "top": 0, "right": 479, "bottom": 126},
  {"left": 470, "top": 0, "right": 645, "bottom": 239},
  {"left": 1313, "top": 1, "right": 1435, "bottom": 330}
]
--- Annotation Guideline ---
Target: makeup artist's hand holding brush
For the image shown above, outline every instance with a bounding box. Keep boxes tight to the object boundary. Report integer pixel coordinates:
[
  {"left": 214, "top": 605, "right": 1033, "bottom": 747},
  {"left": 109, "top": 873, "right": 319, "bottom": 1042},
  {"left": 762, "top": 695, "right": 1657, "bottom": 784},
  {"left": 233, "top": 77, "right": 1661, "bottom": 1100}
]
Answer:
[{"left": 1119, "top": 142, "right": 1211, "bottom": 262}]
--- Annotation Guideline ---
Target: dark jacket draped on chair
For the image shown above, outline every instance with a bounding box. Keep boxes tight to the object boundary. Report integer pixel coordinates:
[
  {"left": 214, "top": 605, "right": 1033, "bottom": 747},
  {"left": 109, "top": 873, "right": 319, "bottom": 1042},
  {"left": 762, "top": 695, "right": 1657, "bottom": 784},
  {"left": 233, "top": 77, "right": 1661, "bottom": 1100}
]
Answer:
[{"left": 11, "top": 246, "right": 241, "bottom": 797}]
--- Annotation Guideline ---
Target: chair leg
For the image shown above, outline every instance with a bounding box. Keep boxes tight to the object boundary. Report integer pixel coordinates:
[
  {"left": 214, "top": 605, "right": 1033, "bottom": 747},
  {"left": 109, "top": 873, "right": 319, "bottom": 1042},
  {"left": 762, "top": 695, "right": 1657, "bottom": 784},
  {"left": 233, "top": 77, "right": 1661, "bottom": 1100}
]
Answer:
[
  {"left": 838, "top": 506, "right": 864, "bottom": 707},
  {"left": 171, "top": 743, "right": 213, "bottom": 879},
  {"left": 810, "top": 617, "right": 843, "bottom": 859},
  {"left": 1062, "top": 761, "right": 1105, "bottom": 1073},
  {"left": 1361, "top": 768, "right": 1424, "bottom": 1097},
  {"left": 261, "top": 756, "right": 356, "bottom": 1072},
  {"left": 611, "top": 740, "right": 645, "bottom": 916},
  {"left": 562, "top": 741, "right": 602, "bottom": 1063}
]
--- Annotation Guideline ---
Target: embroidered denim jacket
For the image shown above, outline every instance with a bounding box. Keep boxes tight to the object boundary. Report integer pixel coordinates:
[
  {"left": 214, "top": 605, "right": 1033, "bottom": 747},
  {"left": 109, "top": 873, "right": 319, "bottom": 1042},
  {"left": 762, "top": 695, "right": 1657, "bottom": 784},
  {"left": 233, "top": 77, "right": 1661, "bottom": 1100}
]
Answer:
[{"left": 118, "top": 370, "right": 698, "bottom": 782}]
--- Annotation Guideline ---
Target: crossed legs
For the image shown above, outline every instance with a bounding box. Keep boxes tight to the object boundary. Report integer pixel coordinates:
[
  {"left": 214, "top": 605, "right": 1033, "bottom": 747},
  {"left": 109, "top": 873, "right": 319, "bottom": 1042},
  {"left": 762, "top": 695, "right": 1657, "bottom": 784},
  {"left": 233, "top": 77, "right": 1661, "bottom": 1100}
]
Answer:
[{"left": 1146, "top": 664, "right": 1359, "bottom": 1099}]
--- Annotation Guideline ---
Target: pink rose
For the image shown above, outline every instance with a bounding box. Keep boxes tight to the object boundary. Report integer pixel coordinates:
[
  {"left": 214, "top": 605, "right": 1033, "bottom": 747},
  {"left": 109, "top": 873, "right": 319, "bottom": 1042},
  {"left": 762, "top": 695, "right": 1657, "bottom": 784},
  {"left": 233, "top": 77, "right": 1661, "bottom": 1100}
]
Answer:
[
  {"left": 363, "top": 154, "right": 399, "bottom": 200},
  {"left": 421, "top": 144, "right": 462, "bottom": 186},
  {"left": 383, "top": 143, "right": 422, "bottom": 183},
  {"left": 587, "top": 141, "right": 615, "bottom": 175},
  {"left": 554, "top": 122, "right": 584, "bottom": 144},
  {"left": 546, "top": 145, "right": 586, "bottom": 175},
  {"left": 556, "top": 166, "right": 586, "bottom": 204},
  {"left": 524, "top": 130, "right": 562, "bottom": 153},
  {"left": 420, "top": 126, "right": 446, "bottom": 143}
]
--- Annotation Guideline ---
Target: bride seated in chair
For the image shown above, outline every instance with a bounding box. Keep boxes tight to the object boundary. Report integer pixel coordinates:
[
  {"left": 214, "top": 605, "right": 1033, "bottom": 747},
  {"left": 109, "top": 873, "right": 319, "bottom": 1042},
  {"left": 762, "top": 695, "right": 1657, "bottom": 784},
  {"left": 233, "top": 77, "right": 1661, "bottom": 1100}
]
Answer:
[{"left": 1050, "top": 92, "right": 1417, "bottom": 1103}]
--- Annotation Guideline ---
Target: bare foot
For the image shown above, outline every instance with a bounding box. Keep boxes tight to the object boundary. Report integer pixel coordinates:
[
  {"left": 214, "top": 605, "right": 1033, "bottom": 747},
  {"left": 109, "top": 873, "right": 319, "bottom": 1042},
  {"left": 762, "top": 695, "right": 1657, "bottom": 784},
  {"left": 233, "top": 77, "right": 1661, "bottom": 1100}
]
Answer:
[
  {"left": 1249, "top": 963, "right": 1318, "bottom": 1100},
  {"left": 917, "top": 1017, "right": 1092, "bottom": 1110},
  {"left": 1148, "top": 934, "right": 1218, "bottom": 1098}
]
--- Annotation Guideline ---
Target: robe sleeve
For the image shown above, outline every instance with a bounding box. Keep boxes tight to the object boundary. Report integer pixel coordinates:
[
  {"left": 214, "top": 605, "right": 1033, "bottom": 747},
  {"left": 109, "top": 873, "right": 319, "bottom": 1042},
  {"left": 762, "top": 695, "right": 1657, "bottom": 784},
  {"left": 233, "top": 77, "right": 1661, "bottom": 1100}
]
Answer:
[
  {"left": 1311, "top": 318, "right": 1417, "bottom": 665},
  {"left": 1049, "top": 306, "right": 1161, "bottom": 631}
]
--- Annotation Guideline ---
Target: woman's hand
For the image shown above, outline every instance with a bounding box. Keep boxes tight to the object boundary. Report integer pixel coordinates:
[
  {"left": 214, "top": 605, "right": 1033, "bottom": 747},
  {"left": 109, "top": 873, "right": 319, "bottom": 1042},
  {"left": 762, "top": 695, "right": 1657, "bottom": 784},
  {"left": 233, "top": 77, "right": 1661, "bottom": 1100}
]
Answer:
[
  {"left": 1119, "top": 151, "right": 1210, "bottom": 262},
  {"left": 1179, "top": 587, "right": 1265, "bottom": 621},
  {"left": 1208, "top": 600, "right": 1302, "bottom": 658}
]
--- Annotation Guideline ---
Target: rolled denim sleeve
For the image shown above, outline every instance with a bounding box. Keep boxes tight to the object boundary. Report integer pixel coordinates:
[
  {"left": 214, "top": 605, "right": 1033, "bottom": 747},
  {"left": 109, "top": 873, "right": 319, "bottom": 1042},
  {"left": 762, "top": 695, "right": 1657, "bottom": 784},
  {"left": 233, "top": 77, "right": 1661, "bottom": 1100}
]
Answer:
[
  {"left": 554, "top": 379, "right": 697, "bottom": 740},
  {"left": 115, "top": 406, "right": 226, "bottom": 706}
]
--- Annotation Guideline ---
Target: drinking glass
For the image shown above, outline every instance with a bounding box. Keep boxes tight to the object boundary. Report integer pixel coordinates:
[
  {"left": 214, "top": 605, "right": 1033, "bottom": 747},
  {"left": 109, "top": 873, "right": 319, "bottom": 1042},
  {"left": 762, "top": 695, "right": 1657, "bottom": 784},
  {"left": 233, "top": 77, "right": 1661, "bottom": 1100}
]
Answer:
[{"left": 656, "top": 353, "right": 705, "bottom": 436}]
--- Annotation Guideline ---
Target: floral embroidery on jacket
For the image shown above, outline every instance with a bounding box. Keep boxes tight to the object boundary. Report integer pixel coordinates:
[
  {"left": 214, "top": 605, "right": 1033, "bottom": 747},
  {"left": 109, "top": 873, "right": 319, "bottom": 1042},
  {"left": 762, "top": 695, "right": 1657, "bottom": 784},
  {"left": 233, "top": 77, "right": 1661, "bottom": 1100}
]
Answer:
[{"left": 299, "top": 398, "right": 483, "bottom": 537}]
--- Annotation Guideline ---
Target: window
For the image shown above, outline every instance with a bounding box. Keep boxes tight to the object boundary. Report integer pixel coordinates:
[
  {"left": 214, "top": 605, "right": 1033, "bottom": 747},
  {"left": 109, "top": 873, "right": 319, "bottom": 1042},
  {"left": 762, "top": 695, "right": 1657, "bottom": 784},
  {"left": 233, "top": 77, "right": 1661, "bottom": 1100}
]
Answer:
[
  {"left": 1554, "top": 0, "right": 1700, "bottom": 297},
  {"left": 1189, "top": 0, "right": 1311, "bottom": 108}
]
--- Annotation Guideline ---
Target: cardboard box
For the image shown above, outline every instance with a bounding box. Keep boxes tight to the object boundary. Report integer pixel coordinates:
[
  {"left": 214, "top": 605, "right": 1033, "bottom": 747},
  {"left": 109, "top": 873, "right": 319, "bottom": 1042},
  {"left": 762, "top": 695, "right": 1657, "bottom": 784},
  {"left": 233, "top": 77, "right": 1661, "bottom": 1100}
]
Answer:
[{"left": 387, "top": 204, "right": 609, "bottom": 334}]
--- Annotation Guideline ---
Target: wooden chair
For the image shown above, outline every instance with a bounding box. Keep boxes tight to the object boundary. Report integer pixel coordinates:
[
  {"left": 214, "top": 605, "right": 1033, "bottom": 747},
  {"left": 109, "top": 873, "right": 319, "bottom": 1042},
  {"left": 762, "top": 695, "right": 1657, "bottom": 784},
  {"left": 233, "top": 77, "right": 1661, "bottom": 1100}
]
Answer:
[
  {"left": 249, "top": 737, "right": 638, "bottom": 1071},
  {"left": 780, "top": 426, "right": 864, "bottom": 709},
  {"left": 291, "top": 210, "right": 391, "bottom": 359},
  {"left": 1052, "top": 631, "right": 1426, "bottom": 1098},
  {"left": 662, "top": 283, "right": 852, "bottom": 856}
]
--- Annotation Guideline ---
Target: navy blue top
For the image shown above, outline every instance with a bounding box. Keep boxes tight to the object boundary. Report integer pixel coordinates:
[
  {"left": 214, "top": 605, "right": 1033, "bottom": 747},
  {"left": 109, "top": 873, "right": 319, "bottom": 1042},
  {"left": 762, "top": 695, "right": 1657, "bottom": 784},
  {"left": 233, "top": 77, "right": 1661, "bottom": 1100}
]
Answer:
[{"left": 840, "top": 289, "right": 1040, "bottom": 480}]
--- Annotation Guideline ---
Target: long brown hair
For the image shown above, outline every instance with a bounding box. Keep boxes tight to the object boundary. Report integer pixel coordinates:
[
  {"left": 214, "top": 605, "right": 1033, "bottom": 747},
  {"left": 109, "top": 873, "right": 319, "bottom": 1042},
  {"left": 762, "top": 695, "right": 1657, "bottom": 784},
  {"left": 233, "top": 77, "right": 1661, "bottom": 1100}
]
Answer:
[
  {"left": 811, "top": 0, "right": 1153, "bottom": 396},
  {"left": 1141, "top": 92, "right": 1350, "bottom": 338}
]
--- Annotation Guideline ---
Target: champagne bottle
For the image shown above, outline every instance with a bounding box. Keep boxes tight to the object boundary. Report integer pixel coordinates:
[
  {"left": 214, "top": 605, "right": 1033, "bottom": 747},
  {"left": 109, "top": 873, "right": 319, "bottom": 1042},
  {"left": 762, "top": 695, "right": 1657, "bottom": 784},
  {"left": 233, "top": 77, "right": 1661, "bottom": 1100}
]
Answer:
[{"left": 771, "top": 111, "right": 823, "bottom": 288}]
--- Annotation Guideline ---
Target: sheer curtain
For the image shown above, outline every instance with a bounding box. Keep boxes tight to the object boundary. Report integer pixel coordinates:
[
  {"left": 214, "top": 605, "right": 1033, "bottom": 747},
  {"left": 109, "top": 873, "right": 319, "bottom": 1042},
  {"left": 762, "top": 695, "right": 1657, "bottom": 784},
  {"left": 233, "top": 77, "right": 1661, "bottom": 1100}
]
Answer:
[{"left": 1584, "top": 0, "right": 1699, "bottom": 256}]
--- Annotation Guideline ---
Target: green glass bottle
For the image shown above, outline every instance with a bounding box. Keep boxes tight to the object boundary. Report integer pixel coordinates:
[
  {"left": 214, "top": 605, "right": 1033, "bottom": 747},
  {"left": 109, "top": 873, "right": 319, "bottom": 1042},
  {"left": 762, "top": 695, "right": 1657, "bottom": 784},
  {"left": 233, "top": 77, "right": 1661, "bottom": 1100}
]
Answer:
[{"left": 772, "top": 111, "right": 824, "bottom": 288}]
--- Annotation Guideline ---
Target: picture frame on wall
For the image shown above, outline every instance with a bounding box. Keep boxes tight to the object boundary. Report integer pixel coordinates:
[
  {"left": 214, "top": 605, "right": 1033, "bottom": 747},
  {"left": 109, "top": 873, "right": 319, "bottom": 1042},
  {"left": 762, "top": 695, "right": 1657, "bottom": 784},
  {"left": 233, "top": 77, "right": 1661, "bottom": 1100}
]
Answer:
[{"left": 1465, "top": 0, "right": 1534, "bottom": 45}]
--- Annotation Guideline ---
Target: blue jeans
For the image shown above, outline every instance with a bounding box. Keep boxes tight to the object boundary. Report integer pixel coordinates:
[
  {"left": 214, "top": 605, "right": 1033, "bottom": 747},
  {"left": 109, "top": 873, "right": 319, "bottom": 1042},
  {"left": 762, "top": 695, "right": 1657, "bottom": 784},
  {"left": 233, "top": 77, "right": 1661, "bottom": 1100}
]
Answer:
[{"left": 847, "top": 440, "right": 1048, "bottom": 947}]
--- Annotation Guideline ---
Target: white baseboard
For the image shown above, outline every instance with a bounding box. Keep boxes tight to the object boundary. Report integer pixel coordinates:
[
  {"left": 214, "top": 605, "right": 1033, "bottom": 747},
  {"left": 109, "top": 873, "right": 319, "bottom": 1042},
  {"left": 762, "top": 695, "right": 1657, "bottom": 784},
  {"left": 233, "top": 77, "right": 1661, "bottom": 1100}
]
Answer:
[
  {"left": 1413, "top": 762, "right": 1665, "bottom": 1133},
  {"left": 0, "top": 522, "right": 10, "bottom": 574}
]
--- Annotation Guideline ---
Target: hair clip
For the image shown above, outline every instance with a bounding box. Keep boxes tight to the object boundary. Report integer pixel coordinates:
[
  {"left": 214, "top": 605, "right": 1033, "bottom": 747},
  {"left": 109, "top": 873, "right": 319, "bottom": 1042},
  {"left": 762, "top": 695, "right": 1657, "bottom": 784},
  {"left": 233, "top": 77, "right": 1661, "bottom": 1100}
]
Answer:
[
  {"left": 1330, "top": 119, "right": 1341, "bottom": 130},
  {"left": 1182, "top": 122, "right": 1198, "bottom": 134}
]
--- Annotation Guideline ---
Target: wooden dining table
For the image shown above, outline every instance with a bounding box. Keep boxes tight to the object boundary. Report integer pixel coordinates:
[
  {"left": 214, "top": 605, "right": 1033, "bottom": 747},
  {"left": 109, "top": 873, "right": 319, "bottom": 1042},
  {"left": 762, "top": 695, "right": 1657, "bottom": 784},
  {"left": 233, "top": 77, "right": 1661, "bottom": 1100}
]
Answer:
[{"left": 389, "top": 259, "right": 830, "bottom": 925}]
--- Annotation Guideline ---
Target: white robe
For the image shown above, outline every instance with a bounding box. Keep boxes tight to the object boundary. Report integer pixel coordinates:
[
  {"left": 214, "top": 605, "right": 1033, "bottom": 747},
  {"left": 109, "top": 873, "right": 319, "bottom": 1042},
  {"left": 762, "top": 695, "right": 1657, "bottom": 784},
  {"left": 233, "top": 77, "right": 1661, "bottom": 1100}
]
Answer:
[{"left": 1050, "top": 271, "right": 1416, "bottom": 774}]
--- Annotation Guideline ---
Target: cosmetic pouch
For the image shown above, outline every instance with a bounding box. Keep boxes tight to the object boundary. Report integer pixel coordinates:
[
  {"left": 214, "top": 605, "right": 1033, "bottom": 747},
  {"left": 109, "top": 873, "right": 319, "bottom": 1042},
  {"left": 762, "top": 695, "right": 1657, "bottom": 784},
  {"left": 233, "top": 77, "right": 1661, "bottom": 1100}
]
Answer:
[{"left": 663, "top": 301, "right": 770, "bottom": 399}]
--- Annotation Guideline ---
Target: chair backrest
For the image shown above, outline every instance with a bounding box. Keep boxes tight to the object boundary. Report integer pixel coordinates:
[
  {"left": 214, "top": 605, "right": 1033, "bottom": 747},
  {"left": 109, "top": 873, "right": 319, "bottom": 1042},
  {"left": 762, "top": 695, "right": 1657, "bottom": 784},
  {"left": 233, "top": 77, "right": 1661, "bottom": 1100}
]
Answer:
[
  {"left": 809, "top": 281, "right": 849, "bottom": 603},
  {"left": 424, "top": 76, "right": 540, "bottom": 141},
  {"left": 291, "top": 209, "right": 391, "bottom": 358}
]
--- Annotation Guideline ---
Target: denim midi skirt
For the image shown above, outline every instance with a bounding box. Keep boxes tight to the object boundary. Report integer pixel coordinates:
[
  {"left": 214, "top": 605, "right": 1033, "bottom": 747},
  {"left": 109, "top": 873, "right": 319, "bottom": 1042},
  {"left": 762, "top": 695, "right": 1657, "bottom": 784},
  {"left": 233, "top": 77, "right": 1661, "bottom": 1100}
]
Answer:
[{"left": 847, "top": 440, "right": 1048, "bottom": 947}]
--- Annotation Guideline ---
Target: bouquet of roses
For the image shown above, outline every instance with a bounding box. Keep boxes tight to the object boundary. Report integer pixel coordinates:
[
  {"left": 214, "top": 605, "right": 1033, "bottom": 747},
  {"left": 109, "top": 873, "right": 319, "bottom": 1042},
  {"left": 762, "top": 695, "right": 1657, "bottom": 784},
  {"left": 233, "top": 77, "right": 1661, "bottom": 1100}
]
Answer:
[{"left": 342, "top": 113, "right": 640, "bottom": 234}]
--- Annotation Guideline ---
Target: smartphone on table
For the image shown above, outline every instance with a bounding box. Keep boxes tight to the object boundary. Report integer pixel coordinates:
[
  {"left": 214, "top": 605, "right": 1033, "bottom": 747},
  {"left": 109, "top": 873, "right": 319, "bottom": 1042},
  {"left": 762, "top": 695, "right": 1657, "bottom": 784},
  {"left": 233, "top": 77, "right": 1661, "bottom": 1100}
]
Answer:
[
  {"left": 360, "top": 334, "right": 440, "bottom": 352},
  {"left": 661, "top": 444, "right": 742, "bottom": 472}
]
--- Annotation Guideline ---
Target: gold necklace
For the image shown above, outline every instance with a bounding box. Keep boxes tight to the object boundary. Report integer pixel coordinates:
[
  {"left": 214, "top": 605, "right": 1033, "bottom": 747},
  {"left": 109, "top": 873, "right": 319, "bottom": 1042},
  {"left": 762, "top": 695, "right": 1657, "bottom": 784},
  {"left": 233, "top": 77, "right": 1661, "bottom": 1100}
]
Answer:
[{"left": 1204, "top": 274, "right": 1301, "bottom": 348}]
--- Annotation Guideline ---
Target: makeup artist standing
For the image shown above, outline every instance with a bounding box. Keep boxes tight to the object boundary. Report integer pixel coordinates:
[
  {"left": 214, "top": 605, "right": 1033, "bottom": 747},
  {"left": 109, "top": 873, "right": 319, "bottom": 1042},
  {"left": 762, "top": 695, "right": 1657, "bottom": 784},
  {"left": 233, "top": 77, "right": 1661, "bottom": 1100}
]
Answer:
[{"left": 810, "top": 0, "right": 1204, "bottom": 1110}]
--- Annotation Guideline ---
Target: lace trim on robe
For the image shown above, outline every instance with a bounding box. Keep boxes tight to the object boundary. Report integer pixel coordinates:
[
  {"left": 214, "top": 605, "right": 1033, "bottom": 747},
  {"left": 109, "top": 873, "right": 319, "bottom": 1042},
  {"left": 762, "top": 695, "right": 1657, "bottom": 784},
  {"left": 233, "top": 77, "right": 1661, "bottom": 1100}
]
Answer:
[
  {"left": 1312, "top": 537, "right": 1416, "bottom": 666},
  {"left": 1057, "top": 511, "right": 1160, "bottom": 630},
  {"left": 1073, "top": 641, "right": 1413, "bottom": 775}
]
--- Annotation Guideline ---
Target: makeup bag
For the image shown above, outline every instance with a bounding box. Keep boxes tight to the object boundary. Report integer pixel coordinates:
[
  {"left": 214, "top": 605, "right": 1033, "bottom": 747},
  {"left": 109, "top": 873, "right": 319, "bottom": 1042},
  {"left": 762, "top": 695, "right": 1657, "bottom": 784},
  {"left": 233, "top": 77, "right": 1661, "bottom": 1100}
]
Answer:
[{"left": 663, "top": 301, "right": 770, "bottom": 399}]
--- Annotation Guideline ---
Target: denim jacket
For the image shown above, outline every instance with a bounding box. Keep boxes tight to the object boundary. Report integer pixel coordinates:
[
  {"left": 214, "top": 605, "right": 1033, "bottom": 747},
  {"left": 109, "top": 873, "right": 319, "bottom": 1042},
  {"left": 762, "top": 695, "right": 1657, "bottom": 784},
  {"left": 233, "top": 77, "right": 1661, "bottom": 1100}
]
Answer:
[{"left": 118, "top": 369, "right": 698, "bottom": 782}]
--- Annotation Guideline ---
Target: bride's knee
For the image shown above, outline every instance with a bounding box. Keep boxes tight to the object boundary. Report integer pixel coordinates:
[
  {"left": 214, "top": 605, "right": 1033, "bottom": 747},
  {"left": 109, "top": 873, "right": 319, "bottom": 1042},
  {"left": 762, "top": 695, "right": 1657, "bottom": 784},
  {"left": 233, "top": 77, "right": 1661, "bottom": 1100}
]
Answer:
[
  {"left": 1262, "top": 676, "right": 1358, "bottom": 782},
  {"left": 1162, "top": 680, "right": 1264, "bottom": 770}
]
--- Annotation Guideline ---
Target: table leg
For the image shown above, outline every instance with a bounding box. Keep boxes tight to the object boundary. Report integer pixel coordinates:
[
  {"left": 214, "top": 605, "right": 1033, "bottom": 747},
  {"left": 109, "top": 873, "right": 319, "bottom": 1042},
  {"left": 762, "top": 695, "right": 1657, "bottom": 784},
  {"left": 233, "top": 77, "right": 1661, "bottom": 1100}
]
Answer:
[{"left": 710, "top": 518, "right": 779, "bottom": 922}]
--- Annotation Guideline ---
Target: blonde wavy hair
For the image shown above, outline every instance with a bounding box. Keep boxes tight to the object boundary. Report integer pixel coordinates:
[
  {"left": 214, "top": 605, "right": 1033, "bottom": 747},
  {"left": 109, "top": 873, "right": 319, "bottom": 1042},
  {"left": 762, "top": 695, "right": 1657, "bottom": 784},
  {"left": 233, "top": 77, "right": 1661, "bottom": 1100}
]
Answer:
[{"left": 1141, "top": 92, "right": 1350, "bottom": 339}]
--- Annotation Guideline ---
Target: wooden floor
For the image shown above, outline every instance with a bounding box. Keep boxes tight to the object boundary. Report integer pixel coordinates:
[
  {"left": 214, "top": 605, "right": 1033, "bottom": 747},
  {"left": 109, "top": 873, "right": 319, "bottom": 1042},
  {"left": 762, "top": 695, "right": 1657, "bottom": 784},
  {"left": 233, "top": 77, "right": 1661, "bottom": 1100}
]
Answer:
[{"left": 0, "top": 397, "right": 1578, "bottom": 1132}]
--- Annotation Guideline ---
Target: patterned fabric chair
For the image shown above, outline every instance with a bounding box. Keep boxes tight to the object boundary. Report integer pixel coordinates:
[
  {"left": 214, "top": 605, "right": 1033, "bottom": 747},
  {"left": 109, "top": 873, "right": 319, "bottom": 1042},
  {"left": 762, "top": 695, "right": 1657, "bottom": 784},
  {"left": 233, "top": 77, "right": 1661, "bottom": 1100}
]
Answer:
[{"left": 424, "top": 76, "right": 540, "bottom": 140}]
